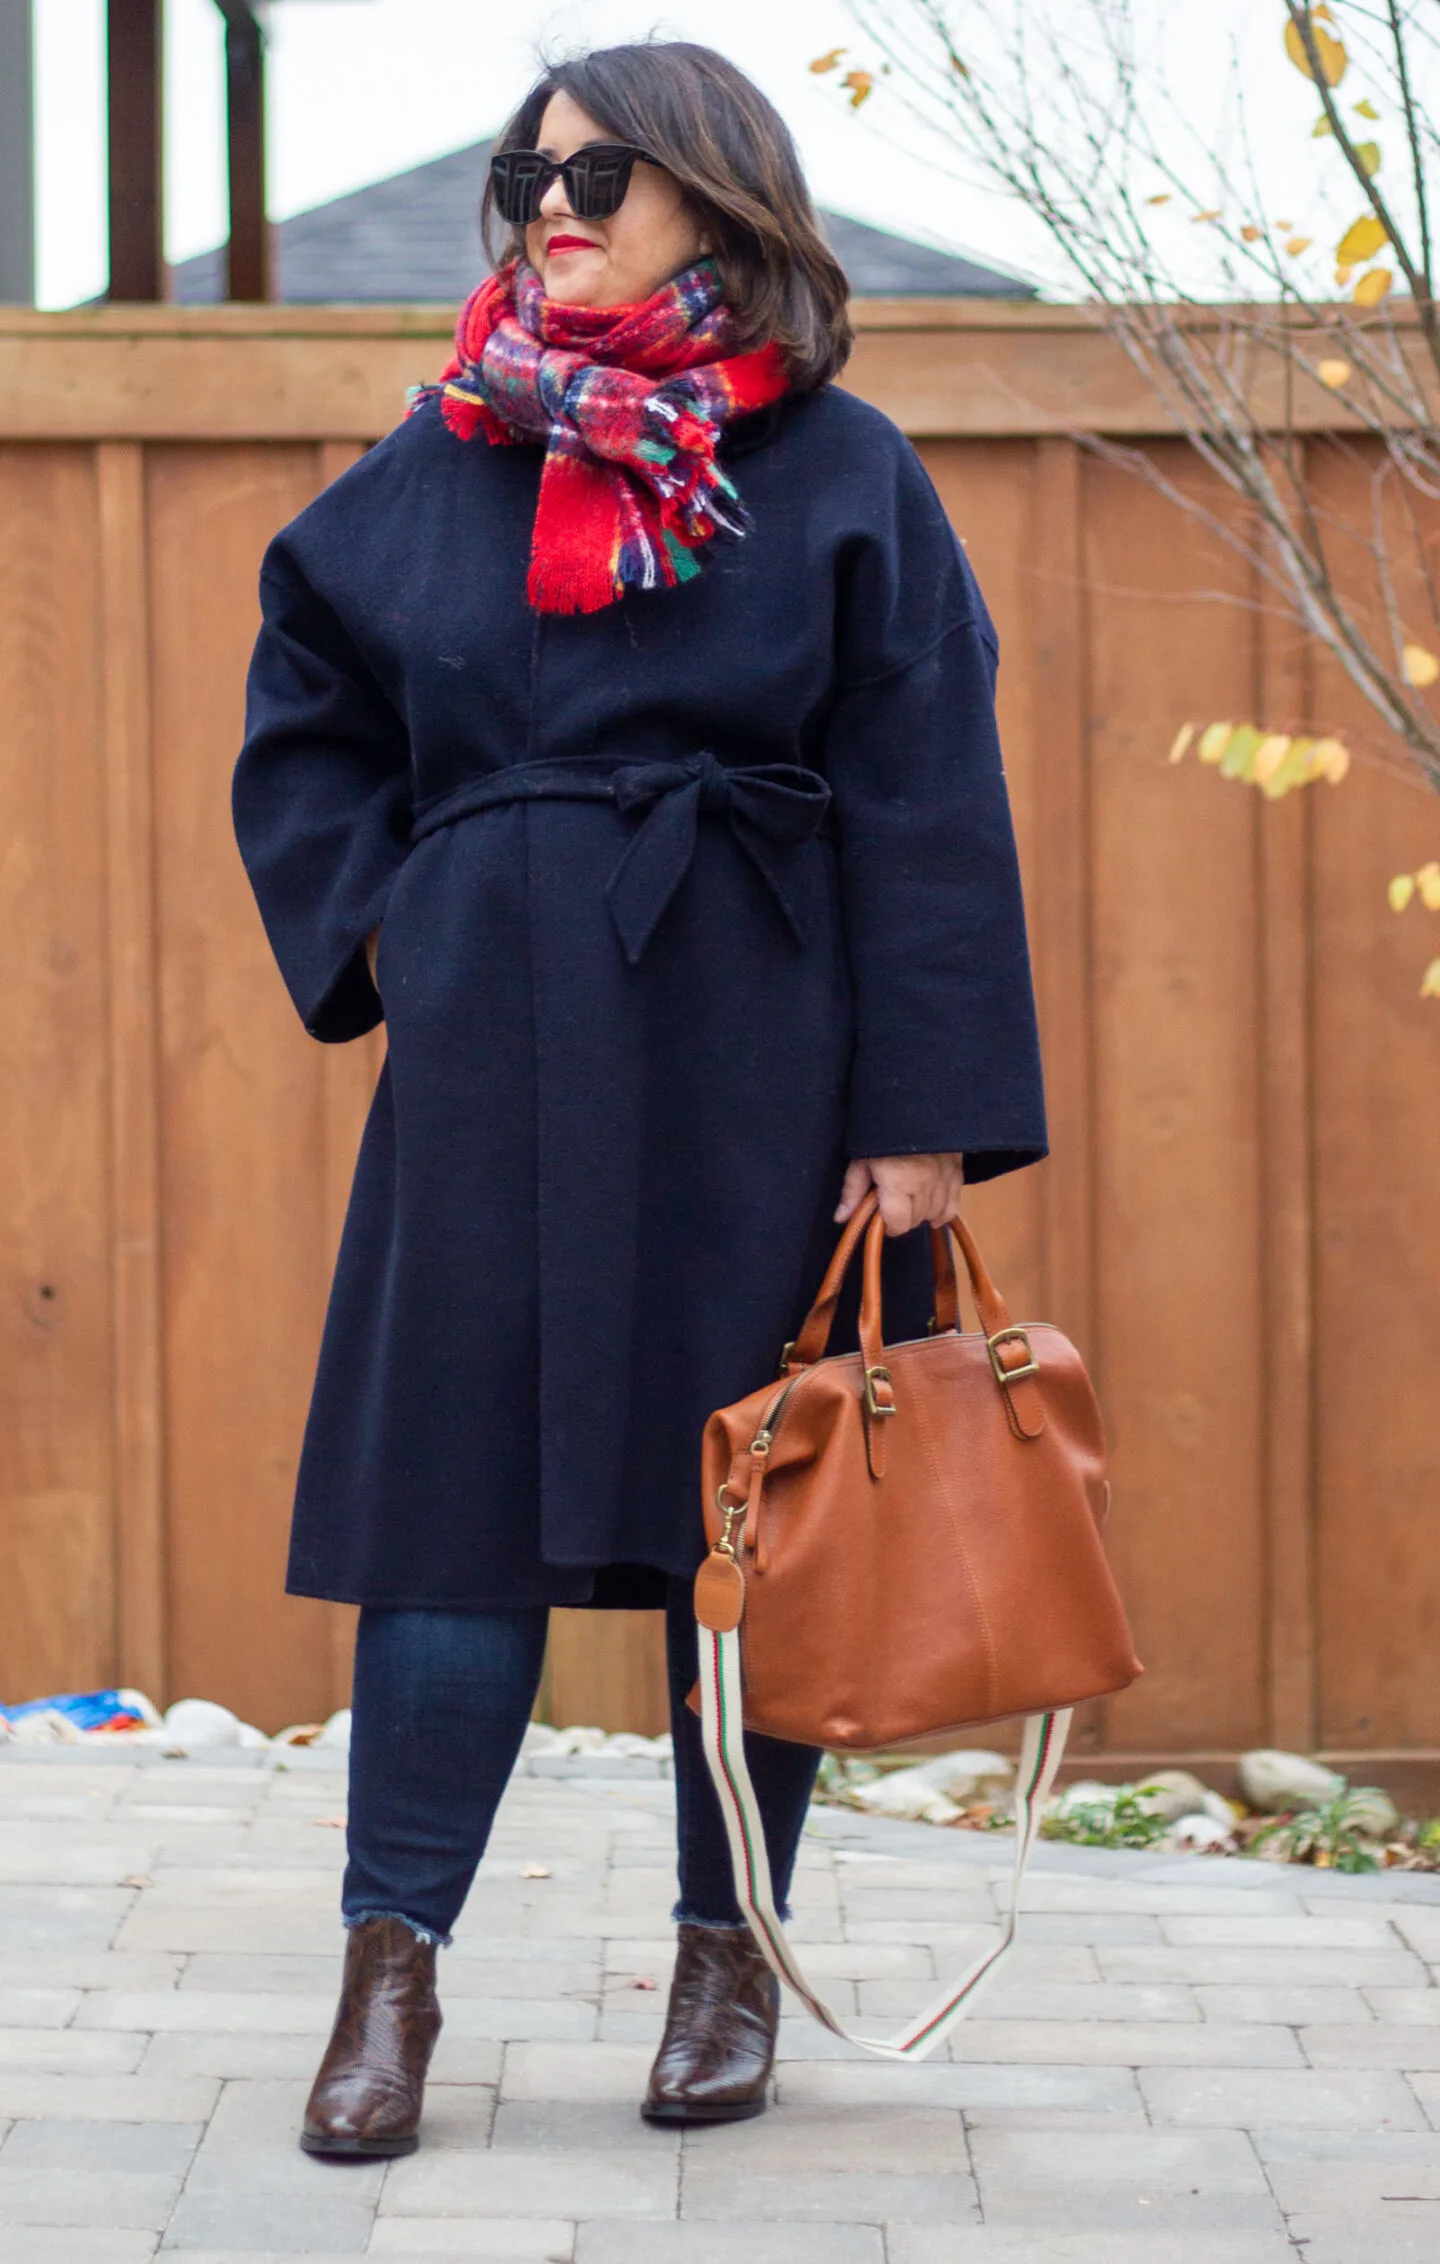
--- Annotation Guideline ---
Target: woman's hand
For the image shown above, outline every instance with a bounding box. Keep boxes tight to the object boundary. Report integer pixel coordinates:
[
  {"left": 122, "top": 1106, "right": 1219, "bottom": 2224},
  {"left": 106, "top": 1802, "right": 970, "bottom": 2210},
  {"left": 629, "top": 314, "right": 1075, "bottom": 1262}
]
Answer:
[
  {"left": 835, "top": 1153, "right": 965, "bottom": 1237},
  {"left": 364, "top": 926, "right": 381, "bottom": 986}
]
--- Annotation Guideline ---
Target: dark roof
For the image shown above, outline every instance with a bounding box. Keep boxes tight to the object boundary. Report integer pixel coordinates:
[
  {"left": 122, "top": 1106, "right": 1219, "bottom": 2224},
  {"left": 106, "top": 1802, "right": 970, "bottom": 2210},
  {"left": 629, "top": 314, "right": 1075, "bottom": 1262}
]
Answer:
[{"left": 172, "top": 138, "right": 1034, "bottom": 303}]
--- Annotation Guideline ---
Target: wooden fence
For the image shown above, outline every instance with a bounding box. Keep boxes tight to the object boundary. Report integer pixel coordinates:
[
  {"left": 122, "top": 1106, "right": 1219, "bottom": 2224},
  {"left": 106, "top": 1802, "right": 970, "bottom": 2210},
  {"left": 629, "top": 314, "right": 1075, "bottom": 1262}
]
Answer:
[{"left": 3, "top": 304, "right": 1439, "bottom": 1791}]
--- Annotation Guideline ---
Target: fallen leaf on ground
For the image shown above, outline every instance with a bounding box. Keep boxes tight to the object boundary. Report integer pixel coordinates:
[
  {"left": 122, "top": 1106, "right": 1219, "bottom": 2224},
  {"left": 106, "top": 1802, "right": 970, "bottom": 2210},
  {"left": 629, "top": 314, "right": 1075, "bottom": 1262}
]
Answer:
[
  {"left": 313, "top": 1815, "right": 346, "bottom": 1828},
  {"left": 632, "top": 1976, "right": 658, "bottom": 1990},
  {"left": 521, "top": 1862, "right": 552, "bottom": 1879},
  {"left": 1317, "top": 358, "right": 1352, "bottom": 387},
  {"left": 119, "top": 1874, "right": 152, "bottom": 1888}
]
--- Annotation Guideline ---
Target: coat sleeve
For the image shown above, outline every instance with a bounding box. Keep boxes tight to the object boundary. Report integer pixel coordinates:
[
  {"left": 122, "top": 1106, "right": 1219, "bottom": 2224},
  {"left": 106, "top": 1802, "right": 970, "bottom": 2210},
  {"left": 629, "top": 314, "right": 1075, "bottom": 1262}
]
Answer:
[
  {"left": 233, "top": 538, "right": 413, "bottom": 1044},
  {"left": 825, "top": 440, "right": 1047, "bottom": 1183}
]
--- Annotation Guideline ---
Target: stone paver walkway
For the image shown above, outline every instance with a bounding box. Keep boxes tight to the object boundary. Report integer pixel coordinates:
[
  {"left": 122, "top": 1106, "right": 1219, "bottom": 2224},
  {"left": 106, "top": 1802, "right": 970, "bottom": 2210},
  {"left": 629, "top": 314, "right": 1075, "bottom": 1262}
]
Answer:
[{"left": 2, "top": 1742, "right": 1439, "bottom": 2262}]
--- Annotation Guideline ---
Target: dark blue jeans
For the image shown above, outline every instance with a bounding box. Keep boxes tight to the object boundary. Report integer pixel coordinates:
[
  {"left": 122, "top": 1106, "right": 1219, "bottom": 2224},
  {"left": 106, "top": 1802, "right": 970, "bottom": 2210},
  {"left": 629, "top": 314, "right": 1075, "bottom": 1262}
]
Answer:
[{"left": 343, "top": 1579, "right": 821, "bottom": 1943}]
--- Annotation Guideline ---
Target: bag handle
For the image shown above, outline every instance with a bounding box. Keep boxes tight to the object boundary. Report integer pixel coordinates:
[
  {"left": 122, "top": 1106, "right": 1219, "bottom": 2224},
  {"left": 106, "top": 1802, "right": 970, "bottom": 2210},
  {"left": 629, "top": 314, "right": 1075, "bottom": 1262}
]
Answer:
[
  {"left": 789, "top": 1198, "right": 1046, "bottom": 1443},
  {"left": 694, "top": 1592, "right": 1070, "bottom": 2061}
]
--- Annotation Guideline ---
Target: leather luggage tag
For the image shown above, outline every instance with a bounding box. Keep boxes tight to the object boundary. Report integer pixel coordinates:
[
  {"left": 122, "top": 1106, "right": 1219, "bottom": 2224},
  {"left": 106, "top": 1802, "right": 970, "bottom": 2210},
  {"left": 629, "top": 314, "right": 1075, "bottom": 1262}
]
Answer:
[{"left": 694, "top": 1550, "right": 745, "bottom": 1632}]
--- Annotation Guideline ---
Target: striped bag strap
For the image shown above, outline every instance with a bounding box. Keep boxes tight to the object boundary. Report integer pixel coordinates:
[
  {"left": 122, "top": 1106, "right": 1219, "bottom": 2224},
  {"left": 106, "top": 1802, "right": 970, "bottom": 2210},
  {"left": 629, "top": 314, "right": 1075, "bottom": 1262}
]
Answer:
[{"left": 697, "top": 1617, "right": 1071, "bottom": 2061}]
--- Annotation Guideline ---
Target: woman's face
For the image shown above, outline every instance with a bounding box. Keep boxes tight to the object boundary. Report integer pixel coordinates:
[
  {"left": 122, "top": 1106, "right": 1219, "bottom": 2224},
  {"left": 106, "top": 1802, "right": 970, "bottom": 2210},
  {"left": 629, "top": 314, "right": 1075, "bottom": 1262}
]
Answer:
[{"left": 523, "top": 90, "right": 711, "bottom": 309}]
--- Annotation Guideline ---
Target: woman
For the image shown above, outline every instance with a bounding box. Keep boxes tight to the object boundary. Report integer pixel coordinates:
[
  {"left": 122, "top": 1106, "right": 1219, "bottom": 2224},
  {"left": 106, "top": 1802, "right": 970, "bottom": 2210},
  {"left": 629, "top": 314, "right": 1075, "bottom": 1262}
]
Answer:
[{"left": 234, "top": 40, "right": 1045, "bottom": 2155}]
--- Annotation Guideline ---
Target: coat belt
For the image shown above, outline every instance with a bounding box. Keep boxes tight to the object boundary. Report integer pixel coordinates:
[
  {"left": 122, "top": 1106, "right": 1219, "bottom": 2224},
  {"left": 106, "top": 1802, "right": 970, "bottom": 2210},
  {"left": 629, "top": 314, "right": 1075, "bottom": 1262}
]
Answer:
[{"left": 410, "top": 753, "right": 832, "bottom": 964}]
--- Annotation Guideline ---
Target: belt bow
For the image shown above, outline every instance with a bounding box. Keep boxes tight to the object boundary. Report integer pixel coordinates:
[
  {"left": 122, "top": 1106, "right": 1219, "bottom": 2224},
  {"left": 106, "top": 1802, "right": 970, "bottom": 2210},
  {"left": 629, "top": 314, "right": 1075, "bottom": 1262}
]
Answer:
[{"left": 606, "top": 751, "right": 831, "bottom": 964}]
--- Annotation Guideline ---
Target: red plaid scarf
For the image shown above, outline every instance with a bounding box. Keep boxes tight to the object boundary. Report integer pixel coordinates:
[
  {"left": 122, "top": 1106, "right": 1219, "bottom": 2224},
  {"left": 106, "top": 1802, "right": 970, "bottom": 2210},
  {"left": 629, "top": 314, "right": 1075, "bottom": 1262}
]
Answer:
[{"left": 421, "top": 257, "right": 789, "bottom": 615}]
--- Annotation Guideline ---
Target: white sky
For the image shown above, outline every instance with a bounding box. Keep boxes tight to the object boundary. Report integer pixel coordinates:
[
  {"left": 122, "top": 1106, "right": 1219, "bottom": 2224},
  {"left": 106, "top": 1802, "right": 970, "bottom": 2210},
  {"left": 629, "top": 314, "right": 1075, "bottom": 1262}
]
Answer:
[{"left": 31, "top": 0, "right": 1421, "bottom": 309}]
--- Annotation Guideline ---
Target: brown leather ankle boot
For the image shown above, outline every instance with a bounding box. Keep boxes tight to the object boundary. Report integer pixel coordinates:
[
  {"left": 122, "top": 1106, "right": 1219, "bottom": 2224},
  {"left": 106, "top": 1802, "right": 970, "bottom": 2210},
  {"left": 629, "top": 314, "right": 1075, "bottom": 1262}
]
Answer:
[
  {"left": 641, "top": 1920, "right": 780, "bottom": 2125},
  {"left": 300, "top": 1917, "right": 442, "bottom": 2156}
]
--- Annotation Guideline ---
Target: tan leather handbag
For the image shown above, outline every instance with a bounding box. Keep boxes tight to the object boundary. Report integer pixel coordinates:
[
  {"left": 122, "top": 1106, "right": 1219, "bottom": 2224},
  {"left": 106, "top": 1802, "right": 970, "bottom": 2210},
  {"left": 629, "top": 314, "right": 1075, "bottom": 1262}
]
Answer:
[{"left": 693, "top": 1190, "right": 1141, "bottom": 2062}]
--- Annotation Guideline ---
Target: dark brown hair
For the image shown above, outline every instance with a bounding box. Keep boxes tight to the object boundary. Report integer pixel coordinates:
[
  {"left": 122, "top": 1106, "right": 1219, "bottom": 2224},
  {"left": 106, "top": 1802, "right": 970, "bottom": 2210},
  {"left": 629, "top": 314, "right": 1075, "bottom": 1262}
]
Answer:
[{"left": 482, "top": 41, "right": 853, "bottom": 391}]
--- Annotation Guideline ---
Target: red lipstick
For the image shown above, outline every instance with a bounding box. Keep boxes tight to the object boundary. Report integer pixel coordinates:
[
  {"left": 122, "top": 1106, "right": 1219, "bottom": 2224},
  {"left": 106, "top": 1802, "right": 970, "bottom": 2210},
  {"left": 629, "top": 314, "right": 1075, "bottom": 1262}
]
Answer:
[{"left": 546, "top": 234, "right": 599, "bottom": 255}]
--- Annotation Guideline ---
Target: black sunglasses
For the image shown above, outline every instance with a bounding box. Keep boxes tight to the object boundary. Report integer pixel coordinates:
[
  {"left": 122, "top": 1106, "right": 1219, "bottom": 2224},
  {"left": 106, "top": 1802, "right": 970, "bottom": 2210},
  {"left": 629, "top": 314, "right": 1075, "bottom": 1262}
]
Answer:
[{"left": 490, "top": 142, "right": 654, "bottom": 227}]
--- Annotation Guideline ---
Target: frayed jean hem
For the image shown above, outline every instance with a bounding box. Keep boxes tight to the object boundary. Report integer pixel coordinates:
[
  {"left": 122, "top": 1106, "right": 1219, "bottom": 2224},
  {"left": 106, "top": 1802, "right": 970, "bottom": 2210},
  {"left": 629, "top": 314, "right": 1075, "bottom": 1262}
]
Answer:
[{"left": 343, "top": 1908, "right": 451, "bottom": 1949}]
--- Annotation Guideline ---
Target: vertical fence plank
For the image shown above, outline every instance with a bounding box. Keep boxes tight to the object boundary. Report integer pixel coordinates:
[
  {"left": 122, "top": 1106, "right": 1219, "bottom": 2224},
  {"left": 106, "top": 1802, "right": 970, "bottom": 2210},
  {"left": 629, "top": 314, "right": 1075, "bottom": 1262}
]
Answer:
[
  {"left": 316, "top": 441, "right": 373, "bottom": 1717},
  {"left": 98, "top": 441, "right": 168, "bottom": 1702},
  {"left": 1030, "top": 438, "right": 1097, "bottom": 1358},
  {"left": 1256, "top": 583, "right": 1318, "bottom": 1752}
]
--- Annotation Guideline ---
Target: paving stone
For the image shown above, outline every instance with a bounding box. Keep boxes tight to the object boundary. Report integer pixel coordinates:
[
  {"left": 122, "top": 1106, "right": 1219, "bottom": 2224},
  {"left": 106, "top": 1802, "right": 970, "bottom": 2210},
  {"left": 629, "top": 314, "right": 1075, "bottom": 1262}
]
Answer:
[
  {"left": 887, "top": 2233, "right": 1295, "bottom": 2261},
  {"left": 690, "top": 2102, "right": 969, "bottom": 2172},
  {"left": 0, "top": 2029, "right": 146, "bottom": 2074},
  {"left": 1161, "top": 1915, "right": 1400, "bottom": 1948},
  {"left": 179, "top": 1957, "right": 343, "bottom": 1994},
  {"left": 933, "top": 1982, "right": 1198, "bottom": 2023},
  {"left": 380, "top": 2147, "right": 676, "bottom": 2219},
  {"left": 500, "top": 2045, "right": 654, "bottom": 2103},
  {"left": 577, "top": 2224, "right": 882, "bottom": 2262},
  {"left": 775, "top": 2060, "right": 1141, "bottom": 2113},
  {"left": 1406, "top": 2072, "right": 1440, "bottom": 2129},
  {"left": 162, "top": 2117, "right": 384, "bottom": 2251},
  {"left": 1265, "top": 2157, "right": 1440, "bottom": 2211},
  {"left": 1194, "top": 1985, "right": 1374, "bottom": 2025},
  {"left": 369, "top": 2223, "right": 574, "bottom": 2259},
  {"left": 1282, "top": 2222, "right": 1440, "bottom": 2264},
  {"left": 0, "top": 1887, "right": 136, "bottom": 1952},
  {"left": 79, "top": 1992, "right": 336, "bottom": 2035},
  {"left": 139, "top": 2028, "right": 502, "bottom": 2086},
  {"left": 1011, "top": 1914, "right": 1165, "bottom": 1945},
  {"left": 969, "top": 2126, "right": 1282, "bottom": 2231},
  {"left": 1015, "top": 1881, "right": 1302, "bottom": 1916},
  {"left": 0, "top": 2167, "right": 182, "bottom": 2227},
  {"left": 0, "top": 2118, "right": 201, "bottom": 2170},
  {"left": 0, "top": 1952, "right": 181, "bottom": 1991},
  {"left": 490, "top": 2103, "right": 675, "bottom": 2153},
  {"left": 1140, "top": 2066, "right": 1425, "bottom": 2128},
  {"left": 0, "top": 2233, "right": 159, "bottom": 2262},
  {"left": 1253, "top": 2127, "right": 1440, "bottom": 2165},
  {"left": 0, "top": 2074, "right": 220, "bottom": 2126},
  {"left": 0, "top": 1830, "right": 162, "bottom": 1885},
  {"left": 1302, "top": 2025, "right": 1440, "bottom": 2069},
  {"left": 1099, "top": 1945, "right": 1428, "bottom": 1987},
  {"left": 680, "top": 2161, "right": 979, "bottom": 2222},
  {"left": 1366, "top": 1990, "right": 1440, "bottom": 2025},
  {"left": 947, "top": 2020, "right": 1302, "bottom": 2066},
  {"left": 0, "top": 1991, "right": 81, "bottom": 2028},
  {"left": 1390, "top": 1912, "right": 1440, "bottom": 1959}
]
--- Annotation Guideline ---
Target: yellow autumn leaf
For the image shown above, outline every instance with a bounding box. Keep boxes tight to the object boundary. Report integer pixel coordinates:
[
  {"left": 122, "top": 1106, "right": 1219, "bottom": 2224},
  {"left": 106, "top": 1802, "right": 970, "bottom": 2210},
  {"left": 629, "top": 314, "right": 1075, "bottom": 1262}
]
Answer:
[
  {"left": 1252, "top": 733, "right": 1292, "bottom": 785},
  {"left": 1192, "top": 208, "right": 1222, "bottom": 224},
  {"left": 1421, "top": 957, "right": 1440, "bottom": 999},
  {"left": 1402, "top": 643, "right": 1440, "bottom": 688},
  {"left": 1418, "top": 862, "right": 1440, "bottom": 910},
  {"left": 809, "top": 48, "right": 845, "bottom": 73},
  {"left": 1276, "top": 219, "right": 1295, "bottom": 230},
  {"left": 1220, "top": 722, "right": 1262, "bottom": 779},
  {"left": 1335, "top": 264, "right": 1355, "bottom": 287},
  {"left": 1286, "top": 235, "right": 1313, "bottom": 256},
  {"left": 1168, "top": 722, "right": 1197, "bottom": 765},
  {"left": 1317, "top": 357, "right": 1352, "bottom": 387},
  {"left": 1337, "top": 214, "right": 1388, "bottom": 264},
  {"left": 841, "top": 69, "right": 875, "bottom": 109},
  {"left": 1354, "top": 99, "right": 1380, "bottom": 120},
  {"left": 1146, "top": 193, "right": 1172, "bottom": 206},
  {"left": 1314, "top": 736, "right": 1351, "bottom": 782},
  {"left": 1313, "top": 113, "right": 1333, "bottom": 137},
  {"left": 1284, "top": 11, "right": 1348, "bottom": 86},
  {"left": 1197, "top": 721, "right": 1233, "bottom": 764},
  {"left": 1241, "top": 224, "right": 1264, "bottom": 243},
  {"left": 1353, "top": 266, "right": 1393, "bottom": 306},
  {"left": 1389, "top": 873, "right": 1417, "bottom": 912},
  {"left": 1355, "top": 142, "right": 1381, "bottom": 177}
]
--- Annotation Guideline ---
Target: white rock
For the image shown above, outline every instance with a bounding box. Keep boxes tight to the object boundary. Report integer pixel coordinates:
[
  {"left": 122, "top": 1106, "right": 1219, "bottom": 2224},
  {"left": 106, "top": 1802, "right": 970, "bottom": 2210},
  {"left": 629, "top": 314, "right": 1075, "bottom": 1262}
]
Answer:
[
  {"left": 160, "top": 1700, "right": 243, "bottom": 1748},
  {"left": 9, "top": 1709, "right": 83, "bottom": 1746},
  {"left": 550, "top": 1726, "right": 609, "bottom": 1755},
  {"left": 235, "top": 1723, "right": 270, "bottom": 1750},
  {"left": 1238, "top": 1749, "right": 1345, "bottom": 1813},
  {"left": 316, "top": 1709, "right": 352, "bottom": 1752},
  {"left": 1169, "top": 1812, "right": 1234, "bottom": 1852},
  {"left": 521, "top": 1722, "right": 561, "bottom": 1755},
  {"left": 1135, "top": 1769, "right": 1214, "bottom": 1823},
  {"left": 908, "top": 1749, "right": 1014, "bottom": 1805},
  {"left": 605, "top": 1732, "right": 661, "bottom": 1759},
  {"left": 844, "top": 1765, "right": 965, "bottom": 1825},
  {"left": 1201, "top": 1790, "right": 1240, "bottom": 1828},
  {"left": 116, "top": 1687, "right": 163, "bottom": 1728}
]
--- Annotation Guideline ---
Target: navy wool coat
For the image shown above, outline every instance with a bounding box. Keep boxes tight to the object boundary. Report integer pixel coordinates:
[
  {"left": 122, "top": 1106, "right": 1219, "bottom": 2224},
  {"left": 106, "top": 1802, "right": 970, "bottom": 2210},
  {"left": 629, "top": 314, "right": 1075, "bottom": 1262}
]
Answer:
[{"left": 233, "top": 382, "right": 1047, "bottom": 1612}]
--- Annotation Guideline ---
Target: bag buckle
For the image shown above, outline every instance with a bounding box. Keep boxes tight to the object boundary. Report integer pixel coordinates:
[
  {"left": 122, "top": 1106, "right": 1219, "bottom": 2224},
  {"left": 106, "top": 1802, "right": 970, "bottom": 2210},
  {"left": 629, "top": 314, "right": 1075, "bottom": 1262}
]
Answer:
[
  {"left": 863, "top": 1365, "right": 897, "bottom": 1419},
  {"left": 987, "top": 1326, "right": 1039, "bottom": 1387}
]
